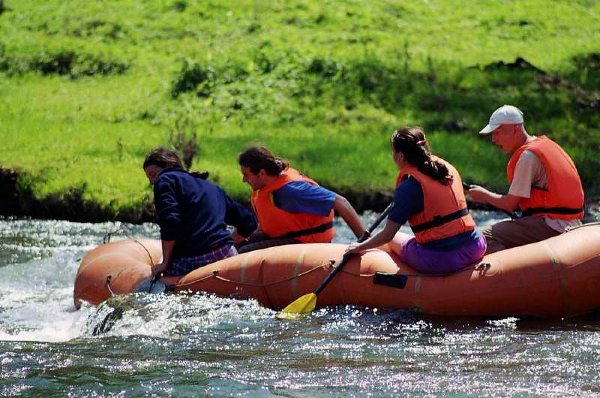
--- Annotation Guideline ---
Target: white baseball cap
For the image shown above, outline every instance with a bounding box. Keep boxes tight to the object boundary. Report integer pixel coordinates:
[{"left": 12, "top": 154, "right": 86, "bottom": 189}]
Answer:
[{"left": 479, "top": 105, "right": 524, "bottom": 135}]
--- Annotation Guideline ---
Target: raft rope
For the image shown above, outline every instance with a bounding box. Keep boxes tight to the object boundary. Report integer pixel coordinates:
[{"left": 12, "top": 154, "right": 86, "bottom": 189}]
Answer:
[
  {"left": 131, "top": 239, "right": 154, "bottom": 265},
  {"left": 174, "top": 257, "right": 486, "bottom": 290},
  {"left": 102, "top": 228, "right": 155, "bottom": 296},
  {"left": 105, "top": 275, "right": 116, "bottom": 297},
  {"left": 102, "top": 227, "right": 154, "bottom": 264},
  {"left": 175, "top": 260, "right": 337, "bottom": 289},
  {"left": 103, "top": 227, "right": 125, "bottom": 244}
]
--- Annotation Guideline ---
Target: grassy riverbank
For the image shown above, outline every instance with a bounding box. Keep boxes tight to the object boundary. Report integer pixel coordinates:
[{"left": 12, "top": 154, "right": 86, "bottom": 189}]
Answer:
[{"left": 1, "top": 0, "right": 599, "bottom": 218}]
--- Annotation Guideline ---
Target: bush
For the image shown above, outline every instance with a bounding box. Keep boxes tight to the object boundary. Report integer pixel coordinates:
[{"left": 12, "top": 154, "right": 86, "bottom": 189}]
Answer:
[
  {"left": 0, "top": 45, "right": 129, "bottom": 77},
  {"left": 164, "top": 111, "right": 201, "bottom": 170},
  {"left": 171, "top": 60, "right": 216, "bottom": 97}
]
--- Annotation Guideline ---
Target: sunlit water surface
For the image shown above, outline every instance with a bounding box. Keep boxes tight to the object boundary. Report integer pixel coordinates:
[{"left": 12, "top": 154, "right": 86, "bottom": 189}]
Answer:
[{"left": 1, "top": 213, "right": 599, "bottom": 397}]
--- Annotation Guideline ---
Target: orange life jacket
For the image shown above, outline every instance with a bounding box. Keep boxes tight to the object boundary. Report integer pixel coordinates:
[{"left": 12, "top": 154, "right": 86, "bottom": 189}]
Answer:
[
  {"left": 507, "top": 136, "right": 584, "bottom": 220},
  {"left": 396, "top": 157, "right": 475, "bottom": 244},
  {"left": 251, "top": 168, "right": 335, "bottom": 243}
]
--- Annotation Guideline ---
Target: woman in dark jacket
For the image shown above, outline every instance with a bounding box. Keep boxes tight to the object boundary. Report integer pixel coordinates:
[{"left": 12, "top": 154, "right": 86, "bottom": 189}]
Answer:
[{"left": 143, "top": 147, "right": 257, "bottom": 277}]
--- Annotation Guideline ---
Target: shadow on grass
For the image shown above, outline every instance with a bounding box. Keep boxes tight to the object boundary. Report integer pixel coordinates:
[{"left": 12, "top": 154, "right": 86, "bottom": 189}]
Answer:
[{"left": 168, "top": 50, "right": 599, "bottom": 190}]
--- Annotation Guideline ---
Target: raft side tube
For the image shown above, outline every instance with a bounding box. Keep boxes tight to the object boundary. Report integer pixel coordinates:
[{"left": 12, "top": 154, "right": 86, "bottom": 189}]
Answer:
[{"left": 73, "top": 225, "right": 600, "bottom": 317}]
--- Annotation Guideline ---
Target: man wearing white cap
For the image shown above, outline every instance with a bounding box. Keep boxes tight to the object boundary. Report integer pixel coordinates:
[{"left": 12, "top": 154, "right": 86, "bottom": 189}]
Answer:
[{"left": 467, "top": 105, "right": 584, "bottom": 254}]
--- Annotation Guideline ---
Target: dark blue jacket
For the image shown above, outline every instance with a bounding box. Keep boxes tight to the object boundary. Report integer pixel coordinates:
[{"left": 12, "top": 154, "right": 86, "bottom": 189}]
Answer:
[{"left": 153, "top": 168, "right": 257, "bottom": 258}]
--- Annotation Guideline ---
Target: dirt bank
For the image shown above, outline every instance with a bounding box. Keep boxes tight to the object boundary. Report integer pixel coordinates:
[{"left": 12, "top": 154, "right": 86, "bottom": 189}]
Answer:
[
  {"left": 0, "top": 168, "right": 154, "bottom": 223},
  {"left": 1, "top": 167, "right": 598, "bottom": 223}
]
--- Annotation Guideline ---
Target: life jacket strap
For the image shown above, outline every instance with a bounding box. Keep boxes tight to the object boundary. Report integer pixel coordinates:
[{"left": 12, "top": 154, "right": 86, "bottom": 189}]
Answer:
[
  {"left": 521, "top": 207, "right": 584, "bottom": 217},
  {"left": 411, "top": 208, "right": 469, "bottom": 233},
  {"left": 275, "top": 221, "right": 334, "bottom": 239}
]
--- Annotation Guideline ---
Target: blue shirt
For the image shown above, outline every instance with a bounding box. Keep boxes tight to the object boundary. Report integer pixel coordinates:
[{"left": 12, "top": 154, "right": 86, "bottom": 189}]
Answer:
[
  {"left": 272, "top": 181, "right": 336, "bottom": 216},
  {"left": 153, "top": 168, "right": 257, "bottom": 258},
  {"left": 388, "top": 177, "right": 424, "bottom": 225},
  {"left": 388, "top": 177, "right": 479, "bottom": 249}
]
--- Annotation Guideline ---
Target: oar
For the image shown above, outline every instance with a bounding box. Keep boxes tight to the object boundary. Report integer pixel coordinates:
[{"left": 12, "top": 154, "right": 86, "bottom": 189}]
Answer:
[
  {"left": 277, "top": 203, "right": 393, "bottom": 319},
  {"left": 462, "top": 182, "right": 518, "bottom": 219}
]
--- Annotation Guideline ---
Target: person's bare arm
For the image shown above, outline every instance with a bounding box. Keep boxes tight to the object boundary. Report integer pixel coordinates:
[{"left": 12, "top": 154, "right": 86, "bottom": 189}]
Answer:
[
  {"left": 346, "top": 218, "right": 400, "bottom": 254},
  {"left": 333, "top": 194, "right": 367, "bottom": 238},
  {"left": 152, "top": 239, "right": 175, "bottom": 276},
  {"left": 468, "top": 186, "right": 522, "bottom": 213}
]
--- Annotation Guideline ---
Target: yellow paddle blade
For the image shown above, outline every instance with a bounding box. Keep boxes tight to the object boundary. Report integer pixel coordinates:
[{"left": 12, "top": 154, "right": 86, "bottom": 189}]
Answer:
[
  {"left": 275, "top": 293, "right": 317, "bottom": 320},
  {"left": 275, "top": 311, "right": 304, "bottom": 321}
]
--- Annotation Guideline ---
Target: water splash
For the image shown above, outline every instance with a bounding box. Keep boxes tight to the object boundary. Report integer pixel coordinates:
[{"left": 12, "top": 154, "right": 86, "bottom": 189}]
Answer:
[
  {"left": 0, "top": 218, "right": 159, "bottom": 343},
  {"left": 0, "top": 210, "right": 503, "bottom": 343},
  {"left": 84, "top": 292, "right": 273, "bottom": 338}
]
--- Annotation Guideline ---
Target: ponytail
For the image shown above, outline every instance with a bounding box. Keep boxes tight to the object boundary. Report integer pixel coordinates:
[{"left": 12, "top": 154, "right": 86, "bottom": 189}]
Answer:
[
  {"left": 391, "top": 127, "right": 452, "bottom": 185},
  {"left": 238, "top": 146, "right": 289, "bottom": 176},
  {"left": 189, "top": 171, "right": 210, "bottom": 180},
  {"left": 418, "top": 158, "right": 452, "bottom": 185}
]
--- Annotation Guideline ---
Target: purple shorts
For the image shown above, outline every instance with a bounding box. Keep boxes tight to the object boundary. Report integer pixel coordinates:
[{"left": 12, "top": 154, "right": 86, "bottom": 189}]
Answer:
[{"left": 393, "top": 232, "right": 487, "bottom": 274}]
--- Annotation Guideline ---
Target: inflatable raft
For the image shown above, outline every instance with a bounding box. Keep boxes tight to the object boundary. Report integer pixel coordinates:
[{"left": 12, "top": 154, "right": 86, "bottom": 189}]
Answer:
[{"left": 74, "top": 224, "right": 600, "bottom": 318}]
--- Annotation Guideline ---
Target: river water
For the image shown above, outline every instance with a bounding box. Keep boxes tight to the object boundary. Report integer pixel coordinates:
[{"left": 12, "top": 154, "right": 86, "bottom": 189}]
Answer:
[{"left": 1, "top": 213, "right": 599, "bottom": 397}]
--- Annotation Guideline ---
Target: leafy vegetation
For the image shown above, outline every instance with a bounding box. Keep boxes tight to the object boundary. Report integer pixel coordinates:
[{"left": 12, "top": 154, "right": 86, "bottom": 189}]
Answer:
[{"left": 0, "top": 0, "right": 598, "bottom": 217}]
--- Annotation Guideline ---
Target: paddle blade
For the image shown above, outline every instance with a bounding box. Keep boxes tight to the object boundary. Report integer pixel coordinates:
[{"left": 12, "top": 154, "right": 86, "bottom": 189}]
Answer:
[{"left": 276, "top": 293, "right": 317, "bottom": 320}]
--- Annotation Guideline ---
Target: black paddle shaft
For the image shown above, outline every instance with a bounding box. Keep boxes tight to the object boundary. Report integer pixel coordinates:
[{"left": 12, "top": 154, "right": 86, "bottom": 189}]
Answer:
[
  {"left": 148, "top": 274, "right": 159, "bottom": 293},
  {"left": 314, "top": 203, "right": 393, "bottom": 296}
]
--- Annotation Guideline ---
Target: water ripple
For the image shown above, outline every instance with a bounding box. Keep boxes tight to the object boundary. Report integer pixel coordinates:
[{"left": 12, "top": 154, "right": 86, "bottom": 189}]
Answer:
[{"left": 1, "top": 216, "right": 600, "bottom": 396}]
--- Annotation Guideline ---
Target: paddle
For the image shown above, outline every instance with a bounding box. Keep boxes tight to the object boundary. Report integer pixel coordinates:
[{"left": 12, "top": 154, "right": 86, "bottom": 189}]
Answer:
[{"left": 277, "top": 202, "right": 393, "bottom": 319}]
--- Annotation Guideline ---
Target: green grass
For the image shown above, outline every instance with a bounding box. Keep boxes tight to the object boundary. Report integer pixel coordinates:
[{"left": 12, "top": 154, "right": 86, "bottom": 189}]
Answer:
[{"left": 1, "top": 0, "right": 599, "bottom": 215}]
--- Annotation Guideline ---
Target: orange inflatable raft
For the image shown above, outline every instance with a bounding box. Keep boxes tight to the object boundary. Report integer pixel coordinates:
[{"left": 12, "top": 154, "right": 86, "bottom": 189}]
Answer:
[{"left": 74, "top": 224, "right": 600, "bottom": 318}]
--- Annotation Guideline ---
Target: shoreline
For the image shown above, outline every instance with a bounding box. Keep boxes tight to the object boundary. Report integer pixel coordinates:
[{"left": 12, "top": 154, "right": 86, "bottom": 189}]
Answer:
[{"left": 2, "top": 167, "right": 598, "bottom": 223}]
